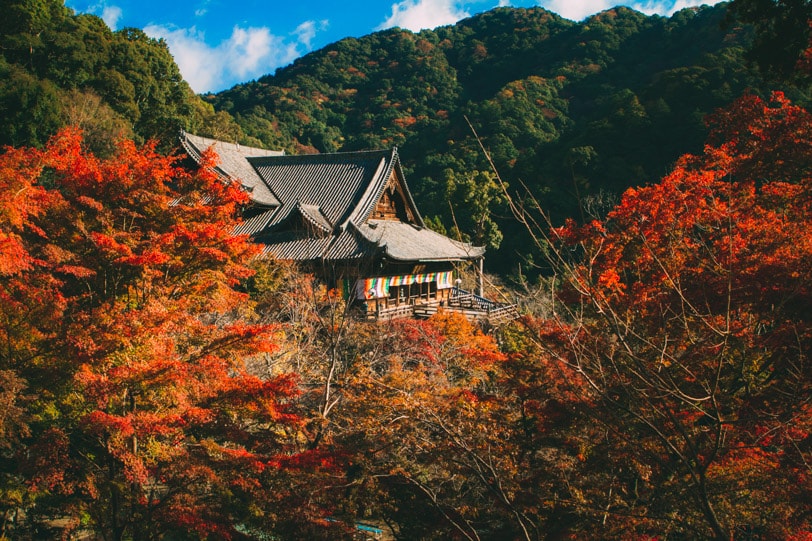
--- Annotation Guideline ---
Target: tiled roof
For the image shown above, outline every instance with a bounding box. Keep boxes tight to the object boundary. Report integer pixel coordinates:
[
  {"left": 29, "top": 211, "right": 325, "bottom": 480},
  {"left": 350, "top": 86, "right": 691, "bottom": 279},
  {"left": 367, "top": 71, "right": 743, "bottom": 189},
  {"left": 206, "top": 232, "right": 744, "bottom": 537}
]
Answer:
[
  {"left": 357, "top": 220, "right": 485, "bottom": 261},
  {"left": 180, "top": 133, "right": 484, "bottom": 264},
  {"left": 295, "top": 203, "right": 332, "bottom": 232},
  {"left": 255, "top": 220, "right": 482, "bottom": 263},
  {"left": 259, "top": 232, "right": 334, "bottom": 261},
  {"left": 248, "top": 149, "right": 413, "bottom": 230},
  {"left": 232, "top": 208, "right": 277, "bottom": 237},
  {"left": 323, "top": 228, "right": 378, "bottom": 260},
  {"left": 180, "top": 131, "right": 284, "bottom": 207},
  {"left": 255, "top": 227, "right": 375, "bottom": 261}
]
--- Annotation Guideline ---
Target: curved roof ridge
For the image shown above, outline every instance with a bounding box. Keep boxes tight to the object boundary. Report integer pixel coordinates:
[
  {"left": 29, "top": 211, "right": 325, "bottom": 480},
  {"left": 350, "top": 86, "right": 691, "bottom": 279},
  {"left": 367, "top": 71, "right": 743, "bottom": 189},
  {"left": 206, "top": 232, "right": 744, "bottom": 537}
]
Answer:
[
  {"left": 321, "top": 222, "right": 381, "bottom": 261},
  {"left": 350, "top": 147, "right": 425, "bottom": 228},
  {"left": 340, "top": 153, "right": 391, "bottom": 229},
  {"left": 392, "top": 147, "right": 424, "bottom": 227}
]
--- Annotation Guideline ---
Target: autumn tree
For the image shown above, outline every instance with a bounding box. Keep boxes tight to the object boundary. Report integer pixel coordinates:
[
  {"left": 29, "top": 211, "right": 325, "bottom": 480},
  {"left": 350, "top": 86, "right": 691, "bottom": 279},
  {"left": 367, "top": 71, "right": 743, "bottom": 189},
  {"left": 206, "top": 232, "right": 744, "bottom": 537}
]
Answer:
[
  {"left": 244, "top": 263, "right": 542, "bottom": 539},
  {"left": 0, "top": 127, "right": 57, "bottom": 537},
  {"left": 0, "top": 129, "right": 331, "bottom": 539},
  {"left": 517, "top": 92, "right": 812, "bottom": 538},
  {"left": 306, "top": 311, "right": 560, "bottom": 539}
]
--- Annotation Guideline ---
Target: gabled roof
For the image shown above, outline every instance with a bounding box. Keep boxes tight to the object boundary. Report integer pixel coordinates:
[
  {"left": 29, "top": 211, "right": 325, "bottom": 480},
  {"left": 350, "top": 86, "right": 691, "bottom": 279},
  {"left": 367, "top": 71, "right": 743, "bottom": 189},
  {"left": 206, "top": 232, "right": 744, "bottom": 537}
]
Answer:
[
  {"left": 248, "top": 148, "right": 423, "bottom": 230},
  {"left": 295, "top": 203, "right": 333, "bottom": 233},
  {"left": 180, "top": 133, "right": 483, "bottom": 264},
  {"left": 180, "top": 131, "right": 284, "bottom": 207}
]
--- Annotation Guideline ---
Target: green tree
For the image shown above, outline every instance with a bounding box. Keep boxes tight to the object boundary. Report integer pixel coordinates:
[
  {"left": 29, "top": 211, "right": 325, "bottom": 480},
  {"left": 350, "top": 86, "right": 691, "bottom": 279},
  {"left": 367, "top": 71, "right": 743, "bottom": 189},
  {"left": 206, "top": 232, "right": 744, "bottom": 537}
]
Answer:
[
  {"left": 107, "top": 28, "right": 194, "bottom": 144},
  {"left": 0, "top": 59, "right": 62, "bottom": 147},
  {"left": 445, "top": 169, "right": 506, "bottom": 249},
  {"left": 728, "top": 0, "right": 812, "bottom": 79}
]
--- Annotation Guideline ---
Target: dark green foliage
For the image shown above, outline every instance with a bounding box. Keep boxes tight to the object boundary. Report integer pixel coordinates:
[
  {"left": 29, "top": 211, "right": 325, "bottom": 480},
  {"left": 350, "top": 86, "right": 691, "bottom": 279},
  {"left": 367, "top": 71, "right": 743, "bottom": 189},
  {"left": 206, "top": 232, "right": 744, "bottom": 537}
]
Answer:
[
  {"left": 212, "top": 3, "right": 805, "bottom": 276},
  {"left": 0, "top": 58, "right": 63, "bottom": 147},
  {"left": 104, "top": 28, "right": 192, "bottom": 143},
  {"left": 727, "top": 0, "right": 812, "bottom": 80},
  {"left": 0, "top": 0, "right": 246, "bottom": 149}
]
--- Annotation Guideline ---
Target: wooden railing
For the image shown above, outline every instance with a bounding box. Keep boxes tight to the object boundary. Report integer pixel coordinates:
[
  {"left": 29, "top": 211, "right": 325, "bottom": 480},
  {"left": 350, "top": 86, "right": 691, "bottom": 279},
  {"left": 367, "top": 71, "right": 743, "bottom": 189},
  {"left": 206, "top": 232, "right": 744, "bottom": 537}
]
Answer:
[
  {"left": 412, "top": 303, "right": 440, "bottom": 318},
  {"left": 486, "top": 303, "right": 521, "bottom": 324},
  {"left": 367, "top": 289, "right": 520, "bottom": 325},
  {"left": 374, "top": 304, "right": 415, "bottom": 321},
  {"left": 448, "top": 288, "right": 519, "bottom": 324}
]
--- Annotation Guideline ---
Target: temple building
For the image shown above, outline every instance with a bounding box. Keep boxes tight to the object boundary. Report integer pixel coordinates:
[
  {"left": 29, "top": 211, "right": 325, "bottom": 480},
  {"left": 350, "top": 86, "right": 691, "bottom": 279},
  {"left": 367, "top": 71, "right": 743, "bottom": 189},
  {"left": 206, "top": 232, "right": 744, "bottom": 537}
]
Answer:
[{"left": 180, "top": 132, "right": 516, "bottom": 322}]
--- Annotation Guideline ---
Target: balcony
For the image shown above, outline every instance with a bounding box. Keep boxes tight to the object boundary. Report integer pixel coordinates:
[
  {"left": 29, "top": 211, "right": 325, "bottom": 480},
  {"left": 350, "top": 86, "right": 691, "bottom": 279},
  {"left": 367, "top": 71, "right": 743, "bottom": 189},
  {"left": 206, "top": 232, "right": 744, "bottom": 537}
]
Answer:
[{"left": 370, "top": 287, "right": 519, "bottom": 325}]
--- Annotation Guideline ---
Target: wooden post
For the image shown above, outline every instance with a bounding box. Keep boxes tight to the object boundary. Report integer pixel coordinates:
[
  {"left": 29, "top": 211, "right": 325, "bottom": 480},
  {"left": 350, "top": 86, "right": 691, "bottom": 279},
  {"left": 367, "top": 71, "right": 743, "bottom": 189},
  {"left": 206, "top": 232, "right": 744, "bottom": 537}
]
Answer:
[{"left": 478, "top": 257, "right": 484, "bottom": 297}]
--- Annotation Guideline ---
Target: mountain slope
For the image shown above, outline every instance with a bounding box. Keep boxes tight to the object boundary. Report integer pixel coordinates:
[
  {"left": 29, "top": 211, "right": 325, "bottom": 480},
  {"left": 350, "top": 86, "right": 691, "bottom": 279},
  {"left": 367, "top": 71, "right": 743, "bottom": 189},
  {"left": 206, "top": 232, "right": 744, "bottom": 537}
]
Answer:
[
  {"left": 0, "top": 0, "right": 245, "bottom": 153},
  {"left": 210, "top": 4, "right": 805, "bottom": 275}
]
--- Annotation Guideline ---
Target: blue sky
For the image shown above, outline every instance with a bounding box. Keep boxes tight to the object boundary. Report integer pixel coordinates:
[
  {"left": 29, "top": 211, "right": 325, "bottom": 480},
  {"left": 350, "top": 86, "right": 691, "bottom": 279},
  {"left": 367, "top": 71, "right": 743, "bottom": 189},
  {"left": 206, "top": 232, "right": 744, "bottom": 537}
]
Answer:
[{"left": 66, "top": 0, "right": 724, "bottom": 94}]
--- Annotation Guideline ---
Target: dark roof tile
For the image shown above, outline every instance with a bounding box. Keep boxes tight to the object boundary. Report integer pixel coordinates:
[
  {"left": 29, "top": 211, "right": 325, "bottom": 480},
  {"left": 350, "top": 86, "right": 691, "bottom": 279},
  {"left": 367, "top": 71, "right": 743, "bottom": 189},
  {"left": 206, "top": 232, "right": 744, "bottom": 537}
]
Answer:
[
  {"left": 181, "top": 133, "right": 484, "bottom": 264},
  {"left": 249, "top": 149, "right": 394, "bottom": 229}
]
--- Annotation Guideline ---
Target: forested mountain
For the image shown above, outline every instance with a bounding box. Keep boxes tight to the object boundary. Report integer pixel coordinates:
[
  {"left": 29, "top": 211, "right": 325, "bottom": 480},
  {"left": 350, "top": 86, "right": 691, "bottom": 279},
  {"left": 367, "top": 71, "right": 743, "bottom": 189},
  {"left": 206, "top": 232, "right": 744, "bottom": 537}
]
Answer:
[
  {"left": 1, "top": 1, "right": 808, "bottom": 276},
  {"left": 210, "top": 3, "right": 808, "bottom": 276},
  {"left": 0, "top": 0, "right": 244, "bottom": 154}
]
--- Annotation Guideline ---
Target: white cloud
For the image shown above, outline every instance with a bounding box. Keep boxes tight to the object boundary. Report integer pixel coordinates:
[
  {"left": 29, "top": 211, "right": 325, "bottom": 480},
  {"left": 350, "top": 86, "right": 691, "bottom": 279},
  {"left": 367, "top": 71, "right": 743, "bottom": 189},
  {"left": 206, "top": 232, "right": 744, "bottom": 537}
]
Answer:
[
  {"left": 194, "top": 0, "right": 214, "bottom": 17},
  {"left": 378, "top": 0, "right": 471, "bottom": 32},
  {"left": 66, "top": 1, "right": 123, "bottom": 30},
  {"left": 535, "top": 0, "right": 725, "bottom": 21},
  {"left": 294, "top": 19, "right": 329, "bottom": 50},
  {"left": 145, "top": 24, "right": 313, "bottom": 93},
  {"left": 375, "top": 0, "right": 723, "bottom": 30},
  {"left": 664, "top": 0, "right": 722, "bottom": 14},
  {"left": 537, "top": 0, "right": 613, "bottom": 21},
  {"left": 101, "top": 5, "right": 122, "bottom": 30}
]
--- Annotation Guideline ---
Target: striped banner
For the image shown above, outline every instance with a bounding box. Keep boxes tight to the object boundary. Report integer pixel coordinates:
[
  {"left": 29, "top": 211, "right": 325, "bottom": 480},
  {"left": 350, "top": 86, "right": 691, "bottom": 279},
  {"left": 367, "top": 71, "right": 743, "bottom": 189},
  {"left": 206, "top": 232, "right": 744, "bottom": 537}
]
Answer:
[
  {"left": 437, "top": 270, "right": 453, "bottom": 288},
  {"left": 356, "top": 276, "right": 388, "bottom": 299},
  {"left": 355, "top": 270, "right": 455, "bottom": 299}
]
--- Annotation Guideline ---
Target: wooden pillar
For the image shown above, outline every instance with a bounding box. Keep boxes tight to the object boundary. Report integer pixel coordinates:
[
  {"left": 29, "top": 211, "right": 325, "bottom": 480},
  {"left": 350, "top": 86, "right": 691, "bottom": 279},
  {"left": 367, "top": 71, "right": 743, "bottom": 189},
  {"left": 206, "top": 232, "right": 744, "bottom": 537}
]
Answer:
[{"left": 478, "top": 257, "right": 484, "bottom": 297}]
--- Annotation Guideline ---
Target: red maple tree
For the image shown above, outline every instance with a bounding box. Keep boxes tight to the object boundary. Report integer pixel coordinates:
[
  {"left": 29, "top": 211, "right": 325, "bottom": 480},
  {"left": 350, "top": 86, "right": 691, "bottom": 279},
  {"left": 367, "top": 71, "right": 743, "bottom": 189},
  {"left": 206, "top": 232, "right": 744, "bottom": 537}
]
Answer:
[
  {"left": 537, "top": 92, "right": 812, "bottom": 538},
  {"left": 0, "top": 129, "right": 326, "bottom": 539}
]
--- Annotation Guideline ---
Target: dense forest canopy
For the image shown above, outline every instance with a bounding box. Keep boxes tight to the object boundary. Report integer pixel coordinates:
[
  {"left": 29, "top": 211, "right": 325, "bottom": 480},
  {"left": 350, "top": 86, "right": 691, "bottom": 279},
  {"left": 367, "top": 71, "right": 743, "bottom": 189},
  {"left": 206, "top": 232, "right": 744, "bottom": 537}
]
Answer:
[
  {"left": 208, "top": 3, "right": 809, "bottom": 275},
  {"left": 0, "top": 0, "right": 246, "bottom": 153}
]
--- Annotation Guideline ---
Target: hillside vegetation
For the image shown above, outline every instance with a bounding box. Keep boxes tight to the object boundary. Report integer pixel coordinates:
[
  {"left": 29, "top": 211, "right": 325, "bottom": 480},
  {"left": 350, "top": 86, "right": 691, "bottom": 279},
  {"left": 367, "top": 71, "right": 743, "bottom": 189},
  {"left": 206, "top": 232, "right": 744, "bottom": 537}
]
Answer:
[
  {"left": 0, "top": 0, "right": 245, "bottom": 153},
  {"left": 2, "top": 1, "right": 808, "bottom": 276},
  {"left": 209, "top": 3, "right": 808, "bottom": 274}
]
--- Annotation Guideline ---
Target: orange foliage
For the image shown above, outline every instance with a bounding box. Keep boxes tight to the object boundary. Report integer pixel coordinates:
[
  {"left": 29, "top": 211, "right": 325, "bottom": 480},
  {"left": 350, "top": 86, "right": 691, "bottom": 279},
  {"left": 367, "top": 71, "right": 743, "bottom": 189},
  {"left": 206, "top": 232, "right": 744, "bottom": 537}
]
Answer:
[
  {"left": 548, "top": 93, "right": 812, "bottom": 538},
  {"left": 0, "top": 129, "right": 309, "bottom": 539}
]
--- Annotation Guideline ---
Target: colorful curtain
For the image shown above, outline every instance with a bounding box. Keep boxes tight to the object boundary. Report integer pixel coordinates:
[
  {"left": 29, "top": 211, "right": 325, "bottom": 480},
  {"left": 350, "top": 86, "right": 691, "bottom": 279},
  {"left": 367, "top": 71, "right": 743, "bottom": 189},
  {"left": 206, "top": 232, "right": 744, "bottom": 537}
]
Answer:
[
  {"left": 356, "top": 276, "right": 389, "bottom": 299},
  {"left": 437, "top": 270, "right": 453, "bottom": 289},
  {"left": 355, "top": 270, "right": 455, "bottom": 299}
]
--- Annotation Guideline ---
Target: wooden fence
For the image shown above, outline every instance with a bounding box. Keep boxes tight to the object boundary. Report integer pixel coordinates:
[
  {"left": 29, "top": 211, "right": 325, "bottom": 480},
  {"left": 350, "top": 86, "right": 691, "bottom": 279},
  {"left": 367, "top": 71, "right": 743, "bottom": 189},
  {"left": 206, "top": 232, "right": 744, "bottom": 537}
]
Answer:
[{"left": 370, "top": 289, "right": 520, "bottom": 325}]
